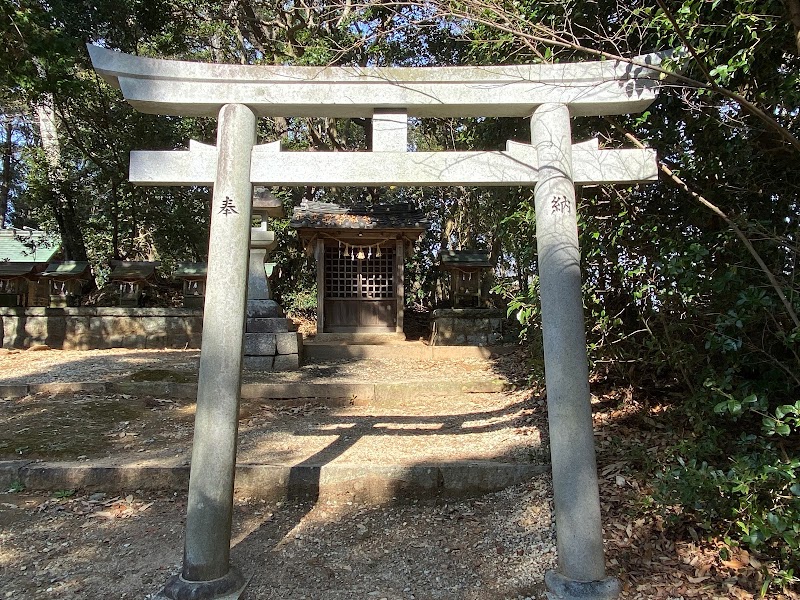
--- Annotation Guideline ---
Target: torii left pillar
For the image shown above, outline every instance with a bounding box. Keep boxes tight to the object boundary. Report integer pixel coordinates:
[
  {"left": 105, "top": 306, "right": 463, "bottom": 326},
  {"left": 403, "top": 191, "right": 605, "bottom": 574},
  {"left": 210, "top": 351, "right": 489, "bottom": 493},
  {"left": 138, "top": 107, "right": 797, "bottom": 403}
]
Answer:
[{"left": 158, "top": 103, "right": 255, "bottom": 599}]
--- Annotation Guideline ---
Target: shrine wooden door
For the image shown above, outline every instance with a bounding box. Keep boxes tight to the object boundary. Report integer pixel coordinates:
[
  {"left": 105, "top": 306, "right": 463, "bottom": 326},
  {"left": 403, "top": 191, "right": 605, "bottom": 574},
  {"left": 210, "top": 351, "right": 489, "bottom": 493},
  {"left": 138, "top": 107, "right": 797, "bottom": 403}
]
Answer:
[{"left": 323, "top": 246, "right": 397, "bottom": 332}]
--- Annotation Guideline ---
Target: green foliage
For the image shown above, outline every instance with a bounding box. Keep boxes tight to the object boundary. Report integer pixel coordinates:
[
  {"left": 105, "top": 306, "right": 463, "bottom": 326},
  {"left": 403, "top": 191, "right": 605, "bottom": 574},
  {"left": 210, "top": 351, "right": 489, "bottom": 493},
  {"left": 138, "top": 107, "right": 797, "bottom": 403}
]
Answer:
[
  {"left": 657, "top": 431, "right": 800, "bottom": 587},
  {"left": 428, "top": 1, "right": 800, "bottom": 590},
  {"left": 7, "top": 480, "right": 25, "bottom": 493},
  {"left": 282, "top": 285, "right": 318, "bottom": 315}
]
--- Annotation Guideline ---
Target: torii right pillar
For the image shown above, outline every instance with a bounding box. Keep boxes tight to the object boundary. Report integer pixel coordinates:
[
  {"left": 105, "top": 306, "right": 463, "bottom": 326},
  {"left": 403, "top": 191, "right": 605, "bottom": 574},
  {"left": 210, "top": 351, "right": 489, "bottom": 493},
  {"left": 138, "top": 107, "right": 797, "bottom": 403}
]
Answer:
[{"left": 532, "top": 103, "right": 621, "bottom": 600}]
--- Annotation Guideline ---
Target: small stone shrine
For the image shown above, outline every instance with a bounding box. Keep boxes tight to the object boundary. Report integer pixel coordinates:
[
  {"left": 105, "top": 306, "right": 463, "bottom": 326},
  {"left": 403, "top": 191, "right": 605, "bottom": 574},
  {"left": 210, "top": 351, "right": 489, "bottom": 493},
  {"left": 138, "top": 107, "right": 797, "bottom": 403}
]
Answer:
[
  {"left": 291, "top": 200, "right": 427, "bottom": 335},
  {"left": 109, "top": 260, "right": 159, "bottom": 307},
  {"left": 40, "top": 261, "right": 91, "bottom": 307},
  {"left": 430, "top": 250, "right": 507, "bottom": 346},
  {"left": 440, "top": 249, "right": 493, "bottom": 308},
  {"left": 245, "top": 188, "right": 302, "bottom": 371},
  {"left": 174, "top": 263, "right": 207, "bottom": 308}
]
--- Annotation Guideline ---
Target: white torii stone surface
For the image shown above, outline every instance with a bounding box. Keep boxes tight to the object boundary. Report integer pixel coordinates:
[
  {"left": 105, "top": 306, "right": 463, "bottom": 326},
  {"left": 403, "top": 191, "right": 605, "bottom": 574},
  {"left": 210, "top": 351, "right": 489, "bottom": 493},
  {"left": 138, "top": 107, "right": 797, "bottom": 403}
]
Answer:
[
  {"left": 87, "top": 45, "right": 667, "bottom": 118},
  {"left": 372, "top": 108, "right": 409, "bottom": 152},
  {"left": 129, "top": 137, "right": 657, "bottom": 187}
]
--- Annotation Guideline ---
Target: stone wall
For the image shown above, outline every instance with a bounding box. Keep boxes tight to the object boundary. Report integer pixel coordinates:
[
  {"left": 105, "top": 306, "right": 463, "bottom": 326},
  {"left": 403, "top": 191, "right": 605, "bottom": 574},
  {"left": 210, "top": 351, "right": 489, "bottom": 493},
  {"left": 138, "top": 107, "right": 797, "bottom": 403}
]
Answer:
[
  {"left": 429, "top": 308, "right": 514, "bottom": 346},
  {"left": 0, "top": 307, "right": 203, "bottom": 350}
]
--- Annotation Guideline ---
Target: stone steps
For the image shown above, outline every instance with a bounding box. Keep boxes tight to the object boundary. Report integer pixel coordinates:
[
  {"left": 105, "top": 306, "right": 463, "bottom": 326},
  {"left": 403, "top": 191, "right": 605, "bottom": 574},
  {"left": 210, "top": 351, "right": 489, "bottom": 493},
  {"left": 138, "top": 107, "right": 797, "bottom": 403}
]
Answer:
[
  {"left": 0, "top": 348, "right": 545, "bottom": 504},
  {"left": 302, "top": 340, "right": 517, "bottom": 361},
  {"left": 0, "top": 382, "right": 547, "bottom": 502},
  {"left": 0, "top": 460, "right": 547, "bottom": 503},
  {"left": 0, "top": 377, "right": 512, "bottom": 403}
]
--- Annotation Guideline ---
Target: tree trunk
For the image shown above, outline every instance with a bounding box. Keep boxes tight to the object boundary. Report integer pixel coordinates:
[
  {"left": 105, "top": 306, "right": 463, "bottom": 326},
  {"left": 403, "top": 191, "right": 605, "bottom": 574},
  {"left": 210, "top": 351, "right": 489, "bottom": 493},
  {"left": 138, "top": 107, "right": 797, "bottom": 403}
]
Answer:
[
  {"left": 111, "top": 178, "right": 120, "bottom": 259},
  {"left": 787, "top": 0, "right": 800, "bottom": 54},
  {"left": 0, "top": 118, "right": 12, "bottom": 228},
  {"left": 35, "top": 98, "right": 89, "bottom": 261}
]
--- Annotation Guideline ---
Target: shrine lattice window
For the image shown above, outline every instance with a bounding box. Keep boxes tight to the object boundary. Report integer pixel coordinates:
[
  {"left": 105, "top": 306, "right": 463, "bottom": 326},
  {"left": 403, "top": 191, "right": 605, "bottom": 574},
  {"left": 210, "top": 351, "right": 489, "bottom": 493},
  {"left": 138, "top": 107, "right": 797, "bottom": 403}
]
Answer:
[{"left": 324, "top": 246, "right": 394, "bottom": 299}]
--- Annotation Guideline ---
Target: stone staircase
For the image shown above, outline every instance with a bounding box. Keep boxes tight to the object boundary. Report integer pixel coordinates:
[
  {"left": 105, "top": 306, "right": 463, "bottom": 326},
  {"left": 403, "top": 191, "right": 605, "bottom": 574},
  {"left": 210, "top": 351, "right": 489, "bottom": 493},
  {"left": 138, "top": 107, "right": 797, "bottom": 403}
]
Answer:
[{"left": 0, "top": 343, "right": 548, "bottom": 503}]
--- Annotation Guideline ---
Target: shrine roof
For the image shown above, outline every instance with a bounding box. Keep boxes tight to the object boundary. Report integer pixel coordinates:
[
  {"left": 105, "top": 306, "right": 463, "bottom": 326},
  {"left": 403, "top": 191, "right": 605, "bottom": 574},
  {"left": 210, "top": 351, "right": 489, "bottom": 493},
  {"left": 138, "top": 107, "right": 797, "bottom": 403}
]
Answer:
[
  {"left": 440, "top": 250, "right": 493, "bottom": 268},
  {"left": 174, "top": 263, "right": 207, "bottom": 279},
  {"left": 0, "top": 262, "right": 44, "bottom": 278},
  {"left": 109, "top": 261, "right": 160, "bottom": 282},
  {"left": 41, "top": 261, "right": 91, "bottom": 279},
  {"left": 0, "top": 228, "right": 60, "bottom": 263},
  {"left": 290, "top": 200, "right": 428, "bottom": 232}
]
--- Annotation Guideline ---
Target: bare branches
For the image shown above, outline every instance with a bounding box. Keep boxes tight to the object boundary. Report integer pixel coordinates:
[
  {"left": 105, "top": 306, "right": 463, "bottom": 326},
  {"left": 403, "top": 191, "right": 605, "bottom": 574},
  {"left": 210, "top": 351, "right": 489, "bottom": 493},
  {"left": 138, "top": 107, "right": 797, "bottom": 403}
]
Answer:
[
  {"left": 324, "top": 2, "right": 798, "bottom": 154},
  {"left": 431, "top": 0, "right": 800, "bottom": 153}
]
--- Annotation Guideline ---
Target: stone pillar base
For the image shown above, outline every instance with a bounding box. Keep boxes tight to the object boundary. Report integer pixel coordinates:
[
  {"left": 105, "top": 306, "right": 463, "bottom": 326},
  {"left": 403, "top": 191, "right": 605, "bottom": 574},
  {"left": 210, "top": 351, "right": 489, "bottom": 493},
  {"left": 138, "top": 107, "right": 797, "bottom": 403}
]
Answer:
[
  {"left": 545, "top": 571, "right": 621, "bottom": 599},
  {"left": 244, "top": 300, "right": 302, "bottom": 371},
  {"left": 155, "top": 565, "right": 248, "bottom": 599}
]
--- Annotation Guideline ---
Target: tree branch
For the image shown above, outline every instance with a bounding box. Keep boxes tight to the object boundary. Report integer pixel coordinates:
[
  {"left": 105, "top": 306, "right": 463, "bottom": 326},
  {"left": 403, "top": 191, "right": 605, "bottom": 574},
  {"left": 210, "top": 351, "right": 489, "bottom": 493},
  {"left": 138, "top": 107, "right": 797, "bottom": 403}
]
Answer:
[
  {"left": 423, "top": 0, "right": 800, "bottom": 153},
  {"left": 606, "top": 117, "right": 800, "bottom": 329}
]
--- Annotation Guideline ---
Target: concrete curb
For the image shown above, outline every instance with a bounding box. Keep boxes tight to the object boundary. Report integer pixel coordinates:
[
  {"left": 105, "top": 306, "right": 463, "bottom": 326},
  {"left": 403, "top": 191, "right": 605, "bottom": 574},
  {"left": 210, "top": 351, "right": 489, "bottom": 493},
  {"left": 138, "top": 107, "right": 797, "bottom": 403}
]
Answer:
[
  {"left": 0, "top": 379, "right": 512, "bottom": 402},
  {"left": 0, "top": 459, "right": 548, "bottom": 502}
]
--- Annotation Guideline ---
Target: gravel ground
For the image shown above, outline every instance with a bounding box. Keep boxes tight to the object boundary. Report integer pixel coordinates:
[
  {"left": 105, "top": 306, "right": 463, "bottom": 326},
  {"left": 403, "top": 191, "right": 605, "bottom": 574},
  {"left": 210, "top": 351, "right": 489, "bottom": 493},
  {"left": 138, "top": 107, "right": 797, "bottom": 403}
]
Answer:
[
  {"left": 0, "top": 348, "right": 510, "bottom": 386},
  {"left": 0, "top": 480, "right": 557, "bottom": 600},
  {"left": 1, "top": 348, "right": 783, "bottom": 599}
]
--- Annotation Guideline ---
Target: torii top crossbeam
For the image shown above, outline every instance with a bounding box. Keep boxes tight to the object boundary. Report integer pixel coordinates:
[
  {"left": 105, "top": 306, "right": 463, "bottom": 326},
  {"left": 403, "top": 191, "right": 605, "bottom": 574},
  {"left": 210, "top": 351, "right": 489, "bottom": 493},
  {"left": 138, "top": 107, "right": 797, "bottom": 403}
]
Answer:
[
  {"left": 87, "top": 46, "right": 666, "bottom": 188},
  {"left": 88, "top": 45, "right": 665, "bottom": 118}
]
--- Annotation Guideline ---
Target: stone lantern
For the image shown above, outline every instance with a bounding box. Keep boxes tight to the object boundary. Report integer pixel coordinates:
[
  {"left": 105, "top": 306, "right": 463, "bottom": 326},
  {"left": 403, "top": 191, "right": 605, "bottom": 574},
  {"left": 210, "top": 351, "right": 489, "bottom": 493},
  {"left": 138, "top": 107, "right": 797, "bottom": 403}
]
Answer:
[{"left": 243, "top": 188, "right": 302, "bottom": 371}]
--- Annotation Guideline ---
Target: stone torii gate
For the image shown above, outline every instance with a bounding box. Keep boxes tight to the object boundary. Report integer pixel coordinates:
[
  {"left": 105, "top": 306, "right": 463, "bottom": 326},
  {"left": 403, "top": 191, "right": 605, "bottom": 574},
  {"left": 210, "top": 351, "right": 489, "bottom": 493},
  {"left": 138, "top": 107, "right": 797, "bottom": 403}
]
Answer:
[{"left": 88, "top": 45, "right": 665, "bottom": 600}]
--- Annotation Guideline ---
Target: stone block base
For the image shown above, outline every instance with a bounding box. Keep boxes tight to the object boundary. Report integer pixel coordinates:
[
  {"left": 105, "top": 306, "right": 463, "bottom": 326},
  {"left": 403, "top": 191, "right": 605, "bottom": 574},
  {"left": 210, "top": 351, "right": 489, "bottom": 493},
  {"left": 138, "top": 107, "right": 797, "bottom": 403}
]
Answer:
[
  {"left": 245, "top": 300, "right": 284, "bottom": 319},
  {"left": 545, "top": 571, "right": 621, "bottom": 599},
  {"left": 430, "top": 308, "right": 516, "bottom": 346},
  {"left": 244, "top": 333, "right": 277, "bottom": 355},
  {"left": 246, "top": 318, "right": 293, "bottom": 333},
  {"left": 243, "top": 303, "right": 301, "bottom": 372},
  {"left": 243, "top": 356, "right": 274, "bottom": 371},
  {"left": 1, "top": 307, "right": 203, "bottom": 350},
  {"left": 273, "top": 353, "right": 300, "bottom": 371}
]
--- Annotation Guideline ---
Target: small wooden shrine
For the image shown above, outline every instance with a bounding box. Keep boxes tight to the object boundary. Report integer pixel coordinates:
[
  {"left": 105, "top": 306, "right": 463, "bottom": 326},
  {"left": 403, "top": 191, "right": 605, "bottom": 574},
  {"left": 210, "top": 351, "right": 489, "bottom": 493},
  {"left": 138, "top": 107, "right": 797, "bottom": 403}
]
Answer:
[
  {"left": 40, "top": 261, "right": 91, "bottom": 307},
  {"left": 0, "top": 227, "right": 60, "bottom": 306},
  {"left": 109, "top": 261, "right": 159, "bottom": 307},
  {"left": 0, "top": 263, "right": 46, "bottom": 307},
  {"left": 174, "top": 263, "right": 207, "bottom": 308},
  {"left": 291, "top": 200, "right": 427, "bottom": 334},
  {"left": 439, "top": 250, "right": 493, "bottom": 308}
]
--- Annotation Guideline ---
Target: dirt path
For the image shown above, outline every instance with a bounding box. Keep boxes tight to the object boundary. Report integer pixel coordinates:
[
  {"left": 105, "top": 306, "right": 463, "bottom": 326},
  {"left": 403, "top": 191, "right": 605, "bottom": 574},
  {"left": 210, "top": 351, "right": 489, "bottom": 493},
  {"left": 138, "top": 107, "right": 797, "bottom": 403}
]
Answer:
[
  {"left": 0, "top": 348, "right": 787, "bottom": 599},
  {"left": 0, "top": 481, "right": 557, "bottom": 600},
  {"left": 0, "top": 348, "right": 515, "bottom": 386}
]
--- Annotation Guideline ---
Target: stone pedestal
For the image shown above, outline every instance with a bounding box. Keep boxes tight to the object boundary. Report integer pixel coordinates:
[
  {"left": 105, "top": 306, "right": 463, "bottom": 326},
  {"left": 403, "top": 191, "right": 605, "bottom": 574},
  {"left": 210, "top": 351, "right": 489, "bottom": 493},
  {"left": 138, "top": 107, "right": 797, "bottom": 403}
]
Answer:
[
  {"left": 243, "top": 305, "right": 302, "bottom": 371},
  {"left": 243, "top": 191, "right": 301, "bottom": 371},
  {"left": 429, "top": 308, "right": 511, "bottom": 346}
]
